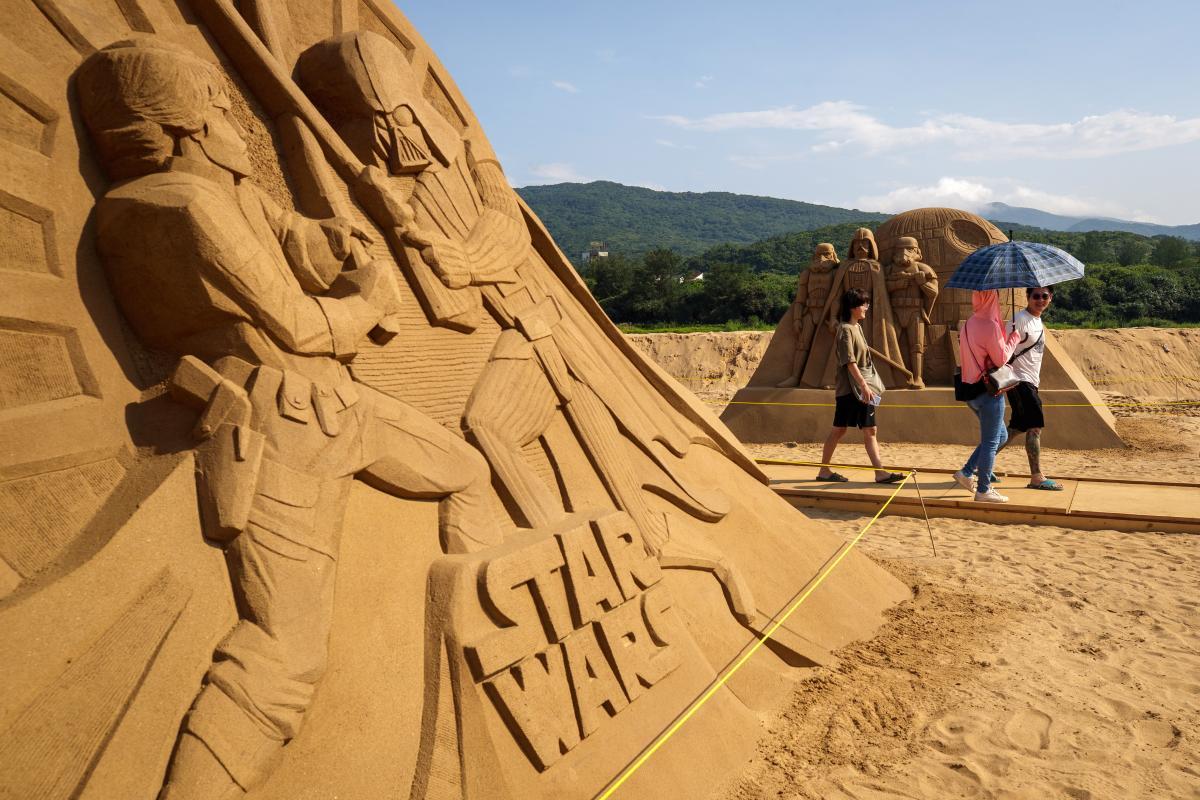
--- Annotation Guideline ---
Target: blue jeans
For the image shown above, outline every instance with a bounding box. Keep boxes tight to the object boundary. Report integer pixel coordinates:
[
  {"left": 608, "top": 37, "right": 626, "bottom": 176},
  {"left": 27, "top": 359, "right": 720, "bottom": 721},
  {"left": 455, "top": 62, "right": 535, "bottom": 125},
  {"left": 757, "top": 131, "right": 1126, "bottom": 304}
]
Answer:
[{"left": 962, "top": 392, "right": 1008, "bottom": 494}]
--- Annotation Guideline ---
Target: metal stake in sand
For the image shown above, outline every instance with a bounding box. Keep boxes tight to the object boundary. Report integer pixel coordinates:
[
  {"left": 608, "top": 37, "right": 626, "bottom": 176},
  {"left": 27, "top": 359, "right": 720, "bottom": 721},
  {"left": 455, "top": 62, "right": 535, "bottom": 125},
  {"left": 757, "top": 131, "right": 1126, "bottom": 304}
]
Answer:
[{"left": 909, "top": 469, "right": 937, "bottom": 557}]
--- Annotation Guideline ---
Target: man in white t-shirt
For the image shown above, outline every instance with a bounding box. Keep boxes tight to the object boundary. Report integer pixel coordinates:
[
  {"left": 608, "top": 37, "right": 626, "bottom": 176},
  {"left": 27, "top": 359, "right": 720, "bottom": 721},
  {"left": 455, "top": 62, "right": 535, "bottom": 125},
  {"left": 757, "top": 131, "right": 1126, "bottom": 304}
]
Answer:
[{"left": 999, "top": 286, "right": 1063, "bottom": 490}]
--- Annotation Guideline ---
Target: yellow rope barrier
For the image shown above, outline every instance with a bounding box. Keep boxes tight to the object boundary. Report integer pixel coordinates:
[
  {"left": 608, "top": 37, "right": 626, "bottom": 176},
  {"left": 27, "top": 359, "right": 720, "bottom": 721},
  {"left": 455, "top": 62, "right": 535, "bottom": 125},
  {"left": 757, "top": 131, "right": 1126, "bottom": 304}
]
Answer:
[
  {"left": 594, "top": 471, "right": 912, "bottom": 799},
  {"left": 726, "top": 400, "right": 1200, "bottom": 409}
]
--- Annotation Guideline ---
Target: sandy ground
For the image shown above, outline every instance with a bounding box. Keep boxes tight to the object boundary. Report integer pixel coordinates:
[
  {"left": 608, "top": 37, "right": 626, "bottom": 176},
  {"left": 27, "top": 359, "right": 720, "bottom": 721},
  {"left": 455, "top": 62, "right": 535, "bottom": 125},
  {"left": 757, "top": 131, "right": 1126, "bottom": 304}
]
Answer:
[
  {"left": 627, "top": 331, "right": 1200, "bottom": 799},
  {"left": 706, "top": 435, "right": 1200, "bottom": 799}
]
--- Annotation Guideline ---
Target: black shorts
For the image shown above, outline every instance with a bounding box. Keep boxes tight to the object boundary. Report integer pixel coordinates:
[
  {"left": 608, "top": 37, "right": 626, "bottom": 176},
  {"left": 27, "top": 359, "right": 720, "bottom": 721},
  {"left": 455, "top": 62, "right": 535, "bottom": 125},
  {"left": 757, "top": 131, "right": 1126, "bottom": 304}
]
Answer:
[
  {"left": 1008, "top": 382, "right": 1045, "bottom": 431},
  {"left": 833, "top": 393, "right": 876, "bottom": 429}
]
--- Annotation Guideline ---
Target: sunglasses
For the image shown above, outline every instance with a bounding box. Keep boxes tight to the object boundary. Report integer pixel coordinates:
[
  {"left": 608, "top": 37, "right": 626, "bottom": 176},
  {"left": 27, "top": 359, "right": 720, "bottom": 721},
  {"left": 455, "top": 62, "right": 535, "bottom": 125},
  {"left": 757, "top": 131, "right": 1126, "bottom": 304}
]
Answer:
[{"left": 1030, "top": 292, "right": 1051, "bottom": 300}]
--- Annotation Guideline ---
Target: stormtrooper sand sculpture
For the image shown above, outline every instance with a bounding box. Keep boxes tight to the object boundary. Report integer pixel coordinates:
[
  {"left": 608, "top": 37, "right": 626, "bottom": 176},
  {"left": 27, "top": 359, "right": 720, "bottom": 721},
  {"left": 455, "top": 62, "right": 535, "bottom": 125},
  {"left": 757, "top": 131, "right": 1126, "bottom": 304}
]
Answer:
[
  {"left": 885, "top": 236, "right": 939, "bottom": 389},
  {"left": 776, "top": 243, "right": 839, "bottom": 388}
]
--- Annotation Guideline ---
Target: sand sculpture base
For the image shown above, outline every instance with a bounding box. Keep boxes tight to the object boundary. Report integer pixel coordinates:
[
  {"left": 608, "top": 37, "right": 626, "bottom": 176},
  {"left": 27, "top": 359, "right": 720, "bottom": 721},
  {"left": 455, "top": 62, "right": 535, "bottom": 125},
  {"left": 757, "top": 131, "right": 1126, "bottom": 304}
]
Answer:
[
  {"left": 728, "top": 319, "right": 1124, "bottom": 449},
  {"left": 722, "top": 386, "right": 1125, "bottom": 449}
]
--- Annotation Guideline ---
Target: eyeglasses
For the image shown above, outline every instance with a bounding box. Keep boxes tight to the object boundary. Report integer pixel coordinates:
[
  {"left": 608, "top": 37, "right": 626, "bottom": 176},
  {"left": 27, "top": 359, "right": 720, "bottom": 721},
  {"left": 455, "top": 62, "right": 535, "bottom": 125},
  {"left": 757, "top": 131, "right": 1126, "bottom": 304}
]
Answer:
[{"left": 1030, "top": 293, "right": 1051, "bottom": 300}]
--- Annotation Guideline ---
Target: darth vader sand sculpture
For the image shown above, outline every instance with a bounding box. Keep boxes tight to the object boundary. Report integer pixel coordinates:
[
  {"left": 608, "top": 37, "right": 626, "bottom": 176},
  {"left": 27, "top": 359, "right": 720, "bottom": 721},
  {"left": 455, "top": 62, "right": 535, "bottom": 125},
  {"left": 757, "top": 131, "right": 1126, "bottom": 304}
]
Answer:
[
  {"left": 725, "top": 209, "right": 1123, "bottom": 448},
  {"left": 0, "top": 3, "right": 907, "bottom": 799}
]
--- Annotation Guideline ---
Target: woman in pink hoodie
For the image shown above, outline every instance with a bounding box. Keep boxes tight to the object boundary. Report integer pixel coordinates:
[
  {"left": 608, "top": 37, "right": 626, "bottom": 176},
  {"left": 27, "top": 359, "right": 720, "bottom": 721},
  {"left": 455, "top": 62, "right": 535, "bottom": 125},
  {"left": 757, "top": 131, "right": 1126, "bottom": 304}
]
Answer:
[{"left": 955, "top": 290, "right": 1021, "bottom": 503}]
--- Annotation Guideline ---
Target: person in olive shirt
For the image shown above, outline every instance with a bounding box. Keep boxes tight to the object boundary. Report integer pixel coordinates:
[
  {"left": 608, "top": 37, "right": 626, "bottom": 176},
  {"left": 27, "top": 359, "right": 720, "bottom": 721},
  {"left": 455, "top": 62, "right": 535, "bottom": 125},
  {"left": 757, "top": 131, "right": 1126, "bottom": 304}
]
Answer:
[{"left": 815, "top": 288, "right": 905, "bottom": 484}]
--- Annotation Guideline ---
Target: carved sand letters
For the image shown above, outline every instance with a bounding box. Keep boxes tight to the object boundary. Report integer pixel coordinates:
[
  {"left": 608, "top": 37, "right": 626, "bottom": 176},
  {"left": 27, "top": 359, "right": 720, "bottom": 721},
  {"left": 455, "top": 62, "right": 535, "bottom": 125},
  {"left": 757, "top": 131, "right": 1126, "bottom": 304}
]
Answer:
[{"left": 468, "top": 511, "right": 679, "bottom": 770}]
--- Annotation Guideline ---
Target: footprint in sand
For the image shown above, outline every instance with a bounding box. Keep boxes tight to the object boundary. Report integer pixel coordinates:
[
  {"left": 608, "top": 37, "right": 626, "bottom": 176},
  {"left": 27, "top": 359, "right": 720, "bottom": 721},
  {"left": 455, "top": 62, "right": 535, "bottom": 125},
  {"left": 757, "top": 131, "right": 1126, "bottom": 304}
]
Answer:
[
  {"left": 1003, "top": 708, "right": 1052, "bottom": 751},
  {"left": 1130, "top": 718, "right": 1180, "bottom": 748}
]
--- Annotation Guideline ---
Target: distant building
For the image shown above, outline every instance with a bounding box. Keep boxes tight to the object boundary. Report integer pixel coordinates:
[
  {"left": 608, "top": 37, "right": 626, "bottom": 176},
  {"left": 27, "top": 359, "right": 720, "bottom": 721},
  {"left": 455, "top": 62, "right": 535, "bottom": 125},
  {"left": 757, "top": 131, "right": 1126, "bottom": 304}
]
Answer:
[{"left": 581, "top": 241, "right": 609, "bottom": 262}]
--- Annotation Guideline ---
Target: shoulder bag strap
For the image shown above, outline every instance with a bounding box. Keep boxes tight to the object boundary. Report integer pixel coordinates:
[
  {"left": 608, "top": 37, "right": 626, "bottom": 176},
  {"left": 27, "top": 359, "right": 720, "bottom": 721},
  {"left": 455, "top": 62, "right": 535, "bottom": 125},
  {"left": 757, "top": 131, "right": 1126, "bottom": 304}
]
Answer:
[
  {"left": 1007, "top": 330, "right": 1044, "bottom": 365},
  {"left": 962, "top": 324, "right": 986, "bottom": 375}
]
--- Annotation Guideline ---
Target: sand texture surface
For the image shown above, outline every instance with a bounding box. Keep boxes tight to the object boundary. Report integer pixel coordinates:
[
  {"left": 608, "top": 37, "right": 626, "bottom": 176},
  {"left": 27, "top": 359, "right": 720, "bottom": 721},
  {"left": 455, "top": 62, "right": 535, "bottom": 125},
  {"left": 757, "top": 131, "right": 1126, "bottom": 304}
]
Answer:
[
  {"left": 711, "top": 430, "right": 1198, "bottom": 799},
  {"left": 714, "top": 506, "right": 1199, "bottom": 799},
  {"left": 626, "top": 330, "right": 1199, "bottom": 799}
]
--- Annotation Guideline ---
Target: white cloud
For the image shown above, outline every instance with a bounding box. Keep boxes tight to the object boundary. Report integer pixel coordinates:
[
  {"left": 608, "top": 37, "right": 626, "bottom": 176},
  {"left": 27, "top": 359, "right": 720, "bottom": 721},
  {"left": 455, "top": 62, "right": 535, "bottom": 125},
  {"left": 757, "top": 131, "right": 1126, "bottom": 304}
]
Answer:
[
  {"left": 658, "top": 101, "right": 1200, "bottom": 159},
  {"left": 856, "top": 177, "right": 1145, "bottom": 220},
  {"left": 596, "top": 48, "right": 617, "bottom": 63},
  {"left": 528, "top": 163, "right": 591, "bottom": 183},
  {"left": 655, "top": 138, "right": 696, "bottom": 150},
  {"left": 508, "top": 65, "right": 531, "bottom": 78},
  {"left": 551, "top": 80, "right": 580, "bottom": 94},
  {"left": 694, "top": 75, "right": 714, "bottom": 89}
]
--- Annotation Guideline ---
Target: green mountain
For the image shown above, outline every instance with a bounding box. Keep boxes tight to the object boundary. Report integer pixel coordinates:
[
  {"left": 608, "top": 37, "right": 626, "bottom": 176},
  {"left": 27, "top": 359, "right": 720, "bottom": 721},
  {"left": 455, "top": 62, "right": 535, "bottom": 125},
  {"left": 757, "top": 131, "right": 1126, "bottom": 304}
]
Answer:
[{"left": 514, "top": 181, "right": 888, "bottom": 261}]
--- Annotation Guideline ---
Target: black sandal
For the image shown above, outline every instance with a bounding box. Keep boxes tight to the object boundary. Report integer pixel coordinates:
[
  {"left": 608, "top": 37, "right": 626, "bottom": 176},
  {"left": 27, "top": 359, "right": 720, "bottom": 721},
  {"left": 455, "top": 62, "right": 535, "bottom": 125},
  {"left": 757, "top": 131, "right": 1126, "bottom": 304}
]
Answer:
[
  {"left": 875, "top": 472, "right": 905, "bottom": 484},
  {"left": 817, "top": 472, "right": 849, "bottom": 482}
]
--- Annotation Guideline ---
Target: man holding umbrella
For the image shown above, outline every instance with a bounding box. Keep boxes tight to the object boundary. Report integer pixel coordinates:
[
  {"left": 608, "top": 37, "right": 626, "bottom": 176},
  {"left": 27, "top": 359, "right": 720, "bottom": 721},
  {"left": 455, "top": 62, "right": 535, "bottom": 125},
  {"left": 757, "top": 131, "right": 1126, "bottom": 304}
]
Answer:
[
  {"left": 998, "top": 287, "right": 1064, "bottom": 490},
  {"left": 946, "top": 240, "right": 1084, "bottom": 500}
]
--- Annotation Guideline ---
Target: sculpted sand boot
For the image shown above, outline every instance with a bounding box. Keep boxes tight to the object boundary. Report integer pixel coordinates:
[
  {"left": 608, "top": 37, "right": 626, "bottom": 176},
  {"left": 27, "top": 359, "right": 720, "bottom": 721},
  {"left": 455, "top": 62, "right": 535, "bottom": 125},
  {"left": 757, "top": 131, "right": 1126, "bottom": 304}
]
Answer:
[{"left": 907, "top": 352, "right": 925, "bottom": 389}]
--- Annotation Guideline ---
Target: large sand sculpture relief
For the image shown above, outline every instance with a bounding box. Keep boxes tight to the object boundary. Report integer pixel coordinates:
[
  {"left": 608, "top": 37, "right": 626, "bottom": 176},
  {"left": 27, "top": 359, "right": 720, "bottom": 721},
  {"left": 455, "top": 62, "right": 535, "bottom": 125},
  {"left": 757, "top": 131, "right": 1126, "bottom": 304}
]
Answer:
[
  {"left": 723, "top": 208, "right": 1125, "bottom": 448},
  {"left": 0, "top": 2, "right": 909, "bottom": 798}
]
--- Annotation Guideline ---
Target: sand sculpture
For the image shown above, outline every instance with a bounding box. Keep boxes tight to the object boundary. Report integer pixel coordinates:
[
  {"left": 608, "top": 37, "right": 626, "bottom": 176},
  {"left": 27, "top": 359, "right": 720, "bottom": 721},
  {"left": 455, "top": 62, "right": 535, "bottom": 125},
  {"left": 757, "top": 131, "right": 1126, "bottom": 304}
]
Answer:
[
  {"left": 725, "top": 208, "right": 1125, "bottom": 448},
  {"left": 0, "top": 2, "right": 908, "bottom": 798},
  {"left": 809, "top": 228, "right": 909, "bottom": 390},
  {"left": 885, "top": 236, "right": 939, "bottom": 390},
  {"left": 776, "top": 242, "right": 838, "bottom": 388}
]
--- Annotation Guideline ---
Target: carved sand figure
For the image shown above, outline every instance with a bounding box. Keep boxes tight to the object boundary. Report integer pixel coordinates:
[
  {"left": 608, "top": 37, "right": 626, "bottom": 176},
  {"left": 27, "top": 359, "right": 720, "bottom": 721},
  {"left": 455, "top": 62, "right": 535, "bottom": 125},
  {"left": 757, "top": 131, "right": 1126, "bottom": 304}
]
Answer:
[
  {"left": 296, "top": 30, "right": 794, "bottom": 649},
  {"left": 776, "top": 243, "right": 839, "bottom": 388},
  {"left": 808, "top": 227, "right": 909, "bottom": 389},
  {"left": 885, "top": 236, "right": 939, "bottom": 388},
  {"left": 77, "top": 37, "right": 501, "bottom": 799}
]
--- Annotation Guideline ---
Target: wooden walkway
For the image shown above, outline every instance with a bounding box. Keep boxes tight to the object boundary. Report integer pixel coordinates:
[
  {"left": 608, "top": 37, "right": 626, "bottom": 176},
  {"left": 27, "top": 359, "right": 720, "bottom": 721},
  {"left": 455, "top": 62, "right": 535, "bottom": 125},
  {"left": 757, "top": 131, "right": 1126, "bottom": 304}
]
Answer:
[{"left": 761, "top": 461, "right": 1200, "bottom": 534}]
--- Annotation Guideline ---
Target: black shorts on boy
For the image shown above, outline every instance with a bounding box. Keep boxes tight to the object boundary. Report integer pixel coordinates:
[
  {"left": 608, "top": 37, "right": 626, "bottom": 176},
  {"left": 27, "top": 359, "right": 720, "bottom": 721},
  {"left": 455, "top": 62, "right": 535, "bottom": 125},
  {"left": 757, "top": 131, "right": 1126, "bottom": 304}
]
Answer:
[
  {"left": 1008, "top": 381, "right": 1045, "bottom": 431},
  {"left": 833, "top": 393, "right": 876, "bottom": 428}
]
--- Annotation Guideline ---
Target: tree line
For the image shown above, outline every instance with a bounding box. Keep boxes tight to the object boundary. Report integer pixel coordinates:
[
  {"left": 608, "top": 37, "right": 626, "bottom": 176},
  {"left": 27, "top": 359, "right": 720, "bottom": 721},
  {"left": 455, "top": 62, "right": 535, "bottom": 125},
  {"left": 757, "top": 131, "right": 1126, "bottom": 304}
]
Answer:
[{"left": 581, "top": 224, "right": 1200, "bottom": 329}]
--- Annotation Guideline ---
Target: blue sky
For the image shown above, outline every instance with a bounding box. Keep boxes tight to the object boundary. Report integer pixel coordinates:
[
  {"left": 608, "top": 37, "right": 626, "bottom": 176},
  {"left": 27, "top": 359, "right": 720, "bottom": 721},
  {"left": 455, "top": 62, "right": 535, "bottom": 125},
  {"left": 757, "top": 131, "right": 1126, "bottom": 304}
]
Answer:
[{"left": 397, "top": 1, "right": 1200, "bottom": 224}]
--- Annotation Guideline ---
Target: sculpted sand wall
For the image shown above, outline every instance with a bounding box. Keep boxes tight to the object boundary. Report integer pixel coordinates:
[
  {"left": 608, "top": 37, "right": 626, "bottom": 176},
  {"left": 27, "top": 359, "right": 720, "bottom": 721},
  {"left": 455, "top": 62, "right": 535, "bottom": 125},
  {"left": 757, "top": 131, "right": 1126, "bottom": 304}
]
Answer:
[{"left": 0, "top": 2, "right": 906, "bottom": 798}]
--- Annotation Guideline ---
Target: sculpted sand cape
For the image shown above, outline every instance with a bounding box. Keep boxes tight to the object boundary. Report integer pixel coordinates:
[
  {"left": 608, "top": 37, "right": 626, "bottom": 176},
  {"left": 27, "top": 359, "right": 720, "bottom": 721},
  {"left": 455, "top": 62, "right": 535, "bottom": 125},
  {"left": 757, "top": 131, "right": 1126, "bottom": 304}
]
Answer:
[{"left": 0, "top": 2, "right": 906, "bottom": 798}]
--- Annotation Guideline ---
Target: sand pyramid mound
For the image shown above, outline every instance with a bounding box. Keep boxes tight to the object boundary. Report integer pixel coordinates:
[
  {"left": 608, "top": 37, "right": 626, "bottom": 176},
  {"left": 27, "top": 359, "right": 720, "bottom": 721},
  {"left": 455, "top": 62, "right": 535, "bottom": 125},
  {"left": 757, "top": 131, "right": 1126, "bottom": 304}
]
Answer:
[{"left": 0, "top": 3, "right": 906, "bottom": 798}]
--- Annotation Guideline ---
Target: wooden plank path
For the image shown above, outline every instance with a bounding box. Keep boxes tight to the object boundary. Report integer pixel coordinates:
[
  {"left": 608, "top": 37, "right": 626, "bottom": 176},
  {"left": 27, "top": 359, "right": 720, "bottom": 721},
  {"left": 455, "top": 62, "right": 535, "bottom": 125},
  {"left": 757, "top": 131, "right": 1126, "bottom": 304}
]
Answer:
[{"left": 761, "top": 461, "right": 1200, "bottom": 534}]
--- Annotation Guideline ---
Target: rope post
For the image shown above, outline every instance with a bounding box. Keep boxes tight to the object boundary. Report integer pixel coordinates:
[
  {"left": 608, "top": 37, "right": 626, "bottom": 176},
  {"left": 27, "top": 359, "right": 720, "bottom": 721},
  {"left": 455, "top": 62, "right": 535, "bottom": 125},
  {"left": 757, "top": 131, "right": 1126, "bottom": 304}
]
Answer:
[{"left": 909, "top": 469, "right": 937, "bottom": 557}]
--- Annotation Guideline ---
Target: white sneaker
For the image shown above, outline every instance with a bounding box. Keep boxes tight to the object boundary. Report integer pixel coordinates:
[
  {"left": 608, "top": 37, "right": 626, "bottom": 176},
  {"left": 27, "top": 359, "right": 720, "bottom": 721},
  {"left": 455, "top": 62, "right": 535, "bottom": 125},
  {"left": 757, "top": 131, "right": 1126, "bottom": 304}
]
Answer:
[
  {"left": 974, "top": 488, "right": 1009, "bottom": 503},
  {"left": 953, "top": 470, "right": 977, "bottom": 492}
]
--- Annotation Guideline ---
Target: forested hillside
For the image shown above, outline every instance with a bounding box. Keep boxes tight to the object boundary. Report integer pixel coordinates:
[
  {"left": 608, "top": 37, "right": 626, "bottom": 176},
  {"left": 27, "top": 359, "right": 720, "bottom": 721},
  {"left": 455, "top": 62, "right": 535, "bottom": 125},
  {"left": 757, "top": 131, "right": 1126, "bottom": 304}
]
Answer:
[
  {"left": 585, "top": 225, "right": 1200, "bottom": 329},
  {"left": 514, "top": 181, "right": 887, "bottom": 260}
]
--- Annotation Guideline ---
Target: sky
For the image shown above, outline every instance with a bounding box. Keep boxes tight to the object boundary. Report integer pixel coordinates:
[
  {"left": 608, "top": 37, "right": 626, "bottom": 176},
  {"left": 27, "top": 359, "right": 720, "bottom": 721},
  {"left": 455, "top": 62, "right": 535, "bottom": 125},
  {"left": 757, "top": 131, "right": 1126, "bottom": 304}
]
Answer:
[{"left": 396, "top": 0, "right": 1200, "bottom": 225}]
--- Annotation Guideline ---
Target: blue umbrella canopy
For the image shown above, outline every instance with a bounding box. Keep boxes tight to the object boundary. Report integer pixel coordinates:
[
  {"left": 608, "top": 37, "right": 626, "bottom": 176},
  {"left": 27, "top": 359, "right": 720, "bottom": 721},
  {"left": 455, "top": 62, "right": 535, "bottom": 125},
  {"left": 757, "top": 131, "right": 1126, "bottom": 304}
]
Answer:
[{"left": 945, "top": 241, "right": 1085, "bottom": 290}]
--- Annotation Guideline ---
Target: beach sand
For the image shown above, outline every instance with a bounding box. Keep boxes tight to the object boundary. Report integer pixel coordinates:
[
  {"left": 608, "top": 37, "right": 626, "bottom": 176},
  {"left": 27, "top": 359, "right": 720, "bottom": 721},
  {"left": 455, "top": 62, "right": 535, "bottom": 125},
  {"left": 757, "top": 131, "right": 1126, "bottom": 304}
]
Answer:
[{"left": 707, "top": 424, "right": 1199, "bottom": 799}]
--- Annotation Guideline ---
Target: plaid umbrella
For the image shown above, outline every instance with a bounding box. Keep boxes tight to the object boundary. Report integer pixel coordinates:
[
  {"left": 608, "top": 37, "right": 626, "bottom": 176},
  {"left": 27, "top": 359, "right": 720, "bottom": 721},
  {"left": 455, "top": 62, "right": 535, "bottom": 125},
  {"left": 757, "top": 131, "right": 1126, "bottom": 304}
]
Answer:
[{"left": 945, "top": 241, "right": 1085, "bottom": 290}]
